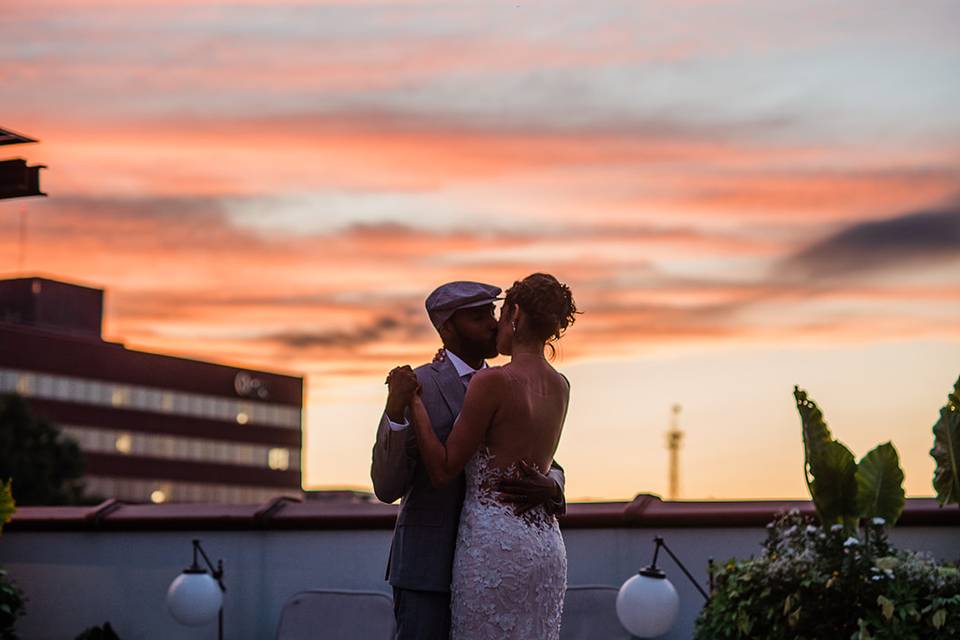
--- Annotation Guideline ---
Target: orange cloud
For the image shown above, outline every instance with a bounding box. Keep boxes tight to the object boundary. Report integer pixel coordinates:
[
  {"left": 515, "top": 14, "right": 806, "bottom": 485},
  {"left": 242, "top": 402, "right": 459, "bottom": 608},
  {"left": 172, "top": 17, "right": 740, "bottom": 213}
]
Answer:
[{"left": 4, "top": 192, "right": 957, "bottom": 384}]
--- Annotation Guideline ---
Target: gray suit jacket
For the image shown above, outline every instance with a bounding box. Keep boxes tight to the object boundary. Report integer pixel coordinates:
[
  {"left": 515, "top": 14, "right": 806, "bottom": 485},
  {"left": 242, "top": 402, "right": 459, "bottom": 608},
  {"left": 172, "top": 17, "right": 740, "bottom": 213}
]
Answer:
[{"left": 371, "top": 357, "right": 566, "bottom": 592}]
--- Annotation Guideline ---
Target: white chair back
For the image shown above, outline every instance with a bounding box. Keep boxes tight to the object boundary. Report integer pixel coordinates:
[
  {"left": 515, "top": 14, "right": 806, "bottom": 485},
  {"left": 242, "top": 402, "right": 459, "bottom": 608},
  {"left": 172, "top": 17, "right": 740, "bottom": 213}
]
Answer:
[
  {"left": 276, "top": 589, "right": 395, "bottom": 640},
  {"left": 561, "top": 585, "right": 632, "bottom": 639}
]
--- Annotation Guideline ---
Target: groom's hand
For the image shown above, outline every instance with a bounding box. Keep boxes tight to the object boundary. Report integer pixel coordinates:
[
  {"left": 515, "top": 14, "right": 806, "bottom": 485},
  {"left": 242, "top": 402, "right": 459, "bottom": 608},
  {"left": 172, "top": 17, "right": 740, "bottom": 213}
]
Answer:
[
  {"left": 498, "top": 460, "right": 562, "bottom": 515},
  {"left": 385, "top": 365, "right": 418, "bottom": 422}
]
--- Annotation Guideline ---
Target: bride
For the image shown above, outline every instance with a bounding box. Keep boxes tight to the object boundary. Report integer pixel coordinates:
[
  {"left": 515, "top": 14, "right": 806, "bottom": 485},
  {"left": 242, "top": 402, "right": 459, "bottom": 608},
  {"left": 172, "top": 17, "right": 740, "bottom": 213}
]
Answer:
[{"left": 405, "top": 273, "right": 577, "bottom": 640}]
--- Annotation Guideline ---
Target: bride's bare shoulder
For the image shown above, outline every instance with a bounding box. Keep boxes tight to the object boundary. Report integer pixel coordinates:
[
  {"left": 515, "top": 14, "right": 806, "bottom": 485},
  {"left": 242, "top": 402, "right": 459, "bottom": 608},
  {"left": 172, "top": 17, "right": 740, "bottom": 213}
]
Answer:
[
  {"left": 465, "top": 367, "right": 508, "bottom": 404},
  {"left": 541, "top": 361, "right": 569, "bottom": 386},
  {"left": 474, "top": 365, "right": 507, "bottom": 382}
]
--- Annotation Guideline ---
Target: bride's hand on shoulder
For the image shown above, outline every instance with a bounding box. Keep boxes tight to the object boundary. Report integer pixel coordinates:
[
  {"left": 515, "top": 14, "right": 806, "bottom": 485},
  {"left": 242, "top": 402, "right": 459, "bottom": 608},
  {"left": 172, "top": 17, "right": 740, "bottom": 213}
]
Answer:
[{"left": 385, "top": 365, "right": 418, "bottom": 420}]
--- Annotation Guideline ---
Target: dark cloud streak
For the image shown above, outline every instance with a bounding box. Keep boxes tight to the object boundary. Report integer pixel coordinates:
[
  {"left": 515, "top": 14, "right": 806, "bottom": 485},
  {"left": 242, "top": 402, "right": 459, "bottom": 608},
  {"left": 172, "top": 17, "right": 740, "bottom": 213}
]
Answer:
[
  {"left": 265, "top": 315, "right": 430, "bottom": 350},
  {"left": 781, "top": 204, "right": 960, "bottom": 280}
]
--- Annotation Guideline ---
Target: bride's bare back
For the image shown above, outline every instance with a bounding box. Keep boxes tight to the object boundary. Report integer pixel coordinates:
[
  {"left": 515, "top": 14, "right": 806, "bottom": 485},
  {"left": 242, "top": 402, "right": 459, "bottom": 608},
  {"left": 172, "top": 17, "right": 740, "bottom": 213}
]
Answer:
[
  {"left": 408, "top": 353, "right": 570, "bottom": 490},
  {"left": 481, "top": 356, "right": 570, "bottom": 474}
]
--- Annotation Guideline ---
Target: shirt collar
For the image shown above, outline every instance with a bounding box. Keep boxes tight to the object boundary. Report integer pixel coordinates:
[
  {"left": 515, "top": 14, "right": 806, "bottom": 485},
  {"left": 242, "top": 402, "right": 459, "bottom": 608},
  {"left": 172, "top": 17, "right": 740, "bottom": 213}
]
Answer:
[{"left": 444, "top": 349, "right": 486, "bottom": 377}]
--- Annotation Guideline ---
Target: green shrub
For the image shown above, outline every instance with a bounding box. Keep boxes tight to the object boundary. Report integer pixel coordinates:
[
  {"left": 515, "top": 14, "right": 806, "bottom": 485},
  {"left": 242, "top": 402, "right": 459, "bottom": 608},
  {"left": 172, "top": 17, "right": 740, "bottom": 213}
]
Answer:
[
  {"left": 0, "top": 568, "right": 26, "bottom": 640},
  {"left": 694, "top": 511, "right": 960, "bottom": 640},
  {"left": 931, "top": 375, "right": 960, "bottom": 507},
  {"left": 0, "top": 480, "right": 13, "bottom": 535},
  {"left": 795, "top": 387, "right": 905, "bottom": 531}
]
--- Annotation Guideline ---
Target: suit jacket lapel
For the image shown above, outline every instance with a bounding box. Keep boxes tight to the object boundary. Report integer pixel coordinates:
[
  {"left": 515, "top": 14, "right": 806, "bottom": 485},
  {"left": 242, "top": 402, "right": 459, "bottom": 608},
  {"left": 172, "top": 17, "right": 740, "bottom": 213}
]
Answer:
[{"left": 432, "top": 357, "right": 466, "bottom": 423}]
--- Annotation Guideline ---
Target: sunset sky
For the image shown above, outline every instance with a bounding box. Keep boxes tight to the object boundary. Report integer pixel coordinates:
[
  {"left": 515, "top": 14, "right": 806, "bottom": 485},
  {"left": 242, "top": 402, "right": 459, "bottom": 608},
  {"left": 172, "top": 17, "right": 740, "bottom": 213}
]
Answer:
[{"left": 2, "top": 0, "right": 958, "bottom": 500}]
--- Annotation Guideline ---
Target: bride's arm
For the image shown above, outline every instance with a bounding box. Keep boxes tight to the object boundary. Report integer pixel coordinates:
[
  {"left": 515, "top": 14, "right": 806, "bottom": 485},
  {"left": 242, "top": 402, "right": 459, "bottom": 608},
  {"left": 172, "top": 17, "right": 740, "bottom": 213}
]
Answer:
[{"left": 410, "top": 368, "right": 502, "bottom": 488}]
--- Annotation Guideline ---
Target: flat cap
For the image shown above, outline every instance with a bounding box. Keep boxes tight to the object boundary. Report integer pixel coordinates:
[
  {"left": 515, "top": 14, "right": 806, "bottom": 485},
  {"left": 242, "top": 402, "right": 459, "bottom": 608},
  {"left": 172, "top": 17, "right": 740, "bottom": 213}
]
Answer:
[{"left": 425, "top": 281, "right": 502, "bottom": 329}]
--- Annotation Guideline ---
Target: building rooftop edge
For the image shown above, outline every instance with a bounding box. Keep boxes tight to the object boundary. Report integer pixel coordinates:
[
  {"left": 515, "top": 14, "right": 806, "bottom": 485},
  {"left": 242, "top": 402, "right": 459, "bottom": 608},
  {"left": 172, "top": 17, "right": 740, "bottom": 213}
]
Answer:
[
  {"left": 0, "top": 320, "right": 304, "bottom": 384},
  {"left": 7, "top": 496, "right": 958, "bottom": 532},
  {"left": 0, "top": 274, "right": 102, "bottom": 292}
]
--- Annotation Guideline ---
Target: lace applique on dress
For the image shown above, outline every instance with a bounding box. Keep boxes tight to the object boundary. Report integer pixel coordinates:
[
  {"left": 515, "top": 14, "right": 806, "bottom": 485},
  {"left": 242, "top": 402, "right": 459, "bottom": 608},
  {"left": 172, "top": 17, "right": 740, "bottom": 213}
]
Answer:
[{"left": 450, "top": 447, "right": 567, "bottom": 640}]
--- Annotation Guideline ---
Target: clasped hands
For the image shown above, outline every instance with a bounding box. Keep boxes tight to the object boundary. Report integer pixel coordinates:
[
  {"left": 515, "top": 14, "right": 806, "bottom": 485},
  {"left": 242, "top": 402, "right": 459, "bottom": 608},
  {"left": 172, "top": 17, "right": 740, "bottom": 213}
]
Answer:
[{"left": 385, "top": 364, "right": 560, "bottom": 515}]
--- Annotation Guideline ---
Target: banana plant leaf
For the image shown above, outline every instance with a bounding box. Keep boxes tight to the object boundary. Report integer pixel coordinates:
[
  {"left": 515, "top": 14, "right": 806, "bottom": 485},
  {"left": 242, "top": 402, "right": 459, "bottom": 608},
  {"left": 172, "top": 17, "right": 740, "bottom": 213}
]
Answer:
[
  {"left": 856, "top": 442, "right": 905, "bottom": 526},
  {"left": 809, "top": 439, "right": 859, "bottom": 529},
  {"left": 931, "top": 375, "right": 960, "bottom": 507},
  {"left": 0, "top": 479, "right": 14, "bottom": 534},
  {"left": 794, "top": 385, "right": 833, "bottom": 460},
  {"left": 795, "top": 387, "right": 858, "bottom": 528}
]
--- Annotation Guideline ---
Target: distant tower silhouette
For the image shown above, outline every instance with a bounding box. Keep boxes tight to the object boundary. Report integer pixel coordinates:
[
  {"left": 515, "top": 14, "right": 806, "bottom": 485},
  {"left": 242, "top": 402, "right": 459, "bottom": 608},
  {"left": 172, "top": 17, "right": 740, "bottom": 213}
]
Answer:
[{"left": 666, "top": 404, "right": 683, "bottom": 500}]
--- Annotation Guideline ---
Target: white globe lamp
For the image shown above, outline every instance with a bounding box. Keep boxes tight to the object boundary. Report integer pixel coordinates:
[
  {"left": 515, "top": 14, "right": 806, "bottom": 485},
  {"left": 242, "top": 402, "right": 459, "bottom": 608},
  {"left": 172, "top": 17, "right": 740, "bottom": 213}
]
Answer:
[
  {"left": 616, "top": 569, "right": 679, "bottom": 637},
  {"left": 166, "top": 570, "right": 223, "bottom": 626},
  {"left": 166, "top": 539, "right": 226, "bottom": 639},
  {"left": 616, "top": 536, "right": 711, "bottom": 638}
]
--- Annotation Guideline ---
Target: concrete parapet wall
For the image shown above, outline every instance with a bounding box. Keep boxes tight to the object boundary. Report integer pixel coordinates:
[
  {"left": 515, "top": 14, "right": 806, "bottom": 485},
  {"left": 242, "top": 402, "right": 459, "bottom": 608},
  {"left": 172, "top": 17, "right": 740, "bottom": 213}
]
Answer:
[{"left": 2, "top": 498, "right": 957, "bottom": 640}]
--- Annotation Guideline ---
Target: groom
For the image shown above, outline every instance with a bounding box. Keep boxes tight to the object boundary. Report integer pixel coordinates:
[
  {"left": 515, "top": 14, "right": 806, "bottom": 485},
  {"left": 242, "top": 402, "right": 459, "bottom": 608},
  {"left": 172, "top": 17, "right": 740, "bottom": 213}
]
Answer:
[{"left": 371, "top": 281, "right": 567, "bottom": 640}]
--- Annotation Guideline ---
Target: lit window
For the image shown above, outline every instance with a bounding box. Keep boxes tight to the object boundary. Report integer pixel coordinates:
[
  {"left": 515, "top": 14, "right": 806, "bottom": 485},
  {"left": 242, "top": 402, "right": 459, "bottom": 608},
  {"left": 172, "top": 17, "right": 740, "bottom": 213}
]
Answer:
[
  {"left": 268, "top": 448, "right": 289, "bottom": 471},
  {"left": 150, "top": 489, "right": 167, "bottom": 504},
  {"left": 161, "top": 393, "right": 174, "bottom": 411},
  {"left": 15, "top": 375, "right": 32, "bottom": 395},
  {"left": 236, "top": 412, "right": 249, "bottom": 425},
  {"left": 111, "top": 388, "right": 128, "bottom": 406},
  {"left": 115, "top": 433, "right": 133, "bottom": 454}
]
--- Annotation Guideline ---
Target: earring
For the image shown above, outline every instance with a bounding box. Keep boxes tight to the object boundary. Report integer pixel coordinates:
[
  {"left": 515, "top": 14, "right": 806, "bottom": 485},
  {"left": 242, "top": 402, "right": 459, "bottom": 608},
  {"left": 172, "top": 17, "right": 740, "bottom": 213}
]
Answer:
[{"left": 511, "top": 320, "right": 517, "bottom": 332}]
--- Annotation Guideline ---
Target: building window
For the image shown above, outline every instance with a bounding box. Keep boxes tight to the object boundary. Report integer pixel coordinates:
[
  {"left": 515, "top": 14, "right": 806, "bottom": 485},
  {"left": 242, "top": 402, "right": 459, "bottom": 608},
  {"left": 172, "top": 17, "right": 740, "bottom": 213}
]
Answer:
[
  {"left": 37, "top": 374, "right": 54, "bottom": 397},
  {"left": 268, "top": 448, "right": 289, "bottom": 471},
  {"left": 15, "top": 374, "right": 32, "bottom": 395},
  {"left": 2, "top": 367, "right": 300, "bottom": 428},
  {"left": 115, "top": 433, "right": 133, "bottom": 454},
  {"left": 53, "top": 377, "right": 71, "bottom": 401},
  {"left": 111, "top": 388, "right": 128, "bottom": 407}
]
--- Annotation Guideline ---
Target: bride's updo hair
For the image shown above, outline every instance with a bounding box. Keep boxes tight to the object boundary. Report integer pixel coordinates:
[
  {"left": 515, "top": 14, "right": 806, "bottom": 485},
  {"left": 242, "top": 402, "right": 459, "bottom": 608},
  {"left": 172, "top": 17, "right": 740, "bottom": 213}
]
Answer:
[{"left": 504, "top": 273, "right": 578, "bottom": 349}]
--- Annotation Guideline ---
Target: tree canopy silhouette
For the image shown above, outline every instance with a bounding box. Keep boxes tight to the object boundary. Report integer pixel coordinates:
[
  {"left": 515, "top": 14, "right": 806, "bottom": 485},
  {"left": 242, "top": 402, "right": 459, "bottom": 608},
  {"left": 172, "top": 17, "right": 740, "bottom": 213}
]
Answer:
[{"left": 0, "top": 393, "right": 86, "bottom": 505}]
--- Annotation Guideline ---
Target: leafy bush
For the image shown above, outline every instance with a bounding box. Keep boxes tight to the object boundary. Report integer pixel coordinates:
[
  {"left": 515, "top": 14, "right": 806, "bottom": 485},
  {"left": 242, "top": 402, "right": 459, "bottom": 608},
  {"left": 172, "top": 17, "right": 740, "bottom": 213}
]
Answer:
[
  {"left": 695, "top": 383, "right": 960, "bottom": 639},
  {"left": 1, "top": 480, "right": 24, "bottom": 640},
  {"left": 795, "top": 386, "right": 905, "bottom": 531},
  {"left": 0, "top": 480, "right": 13, "bottom": 535},
  {"left": 694, "top": 511, "right": 960, "bottom": 640},
  {"left": 931, "top": 375, "right": 960, "bottom": 507},
  {"left": 0, "top": 568, "right": 26, "bottom": 640}
]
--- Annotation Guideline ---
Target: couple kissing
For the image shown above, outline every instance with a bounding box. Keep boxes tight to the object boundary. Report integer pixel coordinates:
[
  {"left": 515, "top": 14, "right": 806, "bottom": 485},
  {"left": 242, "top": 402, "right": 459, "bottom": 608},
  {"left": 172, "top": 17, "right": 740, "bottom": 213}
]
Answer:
[{"left": 371, "top": 273, "right": 578, "bottom": 640}]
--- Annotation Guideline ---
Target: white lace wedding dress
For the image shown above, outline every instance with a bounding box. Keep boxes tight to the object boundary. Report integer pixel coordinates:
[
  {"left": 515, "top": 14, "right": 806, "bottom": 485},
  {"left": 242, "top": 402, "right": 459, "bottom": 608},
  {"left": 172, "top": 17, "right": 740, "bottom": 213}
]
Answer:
[{"left": 450, "top": 446, "right": 567, "bottom": 639}]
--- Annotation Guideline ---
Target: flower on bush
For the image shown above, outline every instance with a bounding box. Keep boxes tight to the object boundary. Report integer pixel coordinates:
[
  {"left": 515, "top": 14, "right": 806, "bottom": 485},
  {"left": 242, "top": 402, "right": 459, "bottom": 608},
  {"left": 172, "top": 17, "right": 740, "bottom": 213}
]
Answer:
[{"left": 694, "top": 511, "right": 960, "bottom": 640}]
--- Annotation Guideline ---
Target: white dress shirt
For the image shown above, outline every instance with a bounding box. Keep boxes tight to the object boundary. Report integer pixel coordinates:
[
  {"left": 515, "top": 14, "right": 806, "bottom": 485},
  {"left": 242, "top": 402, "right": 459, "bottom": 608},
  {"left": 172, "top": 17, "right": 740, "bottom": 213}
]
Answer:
[{"left": 386, "top": 349, "right": 486, "bottom": 431}]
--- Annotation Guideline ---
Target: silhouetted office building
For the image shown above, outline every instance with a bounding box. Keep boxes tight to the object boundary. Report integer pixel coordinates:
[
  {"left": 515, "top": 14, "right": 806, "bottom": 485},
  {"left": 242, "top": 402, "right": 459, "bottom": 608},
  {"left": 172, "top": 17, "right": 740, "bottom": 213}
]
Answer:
[{"left": 0, "top": 276, "right": 303, "bottom": 504}]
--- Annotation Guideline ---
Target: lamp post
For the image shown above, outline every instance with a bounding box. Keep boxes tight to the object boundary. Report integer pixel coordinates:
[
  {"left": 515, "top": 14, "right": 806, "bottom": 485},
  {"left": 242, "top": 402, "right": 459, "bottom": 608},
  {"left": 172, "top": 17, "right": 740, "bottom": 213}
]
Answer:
[
  {"left": 166, "top": 539, "right": 226, "bottom": 640},
  {"left": 616, "top": 536, "right": 711, "bottom": 638}
]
